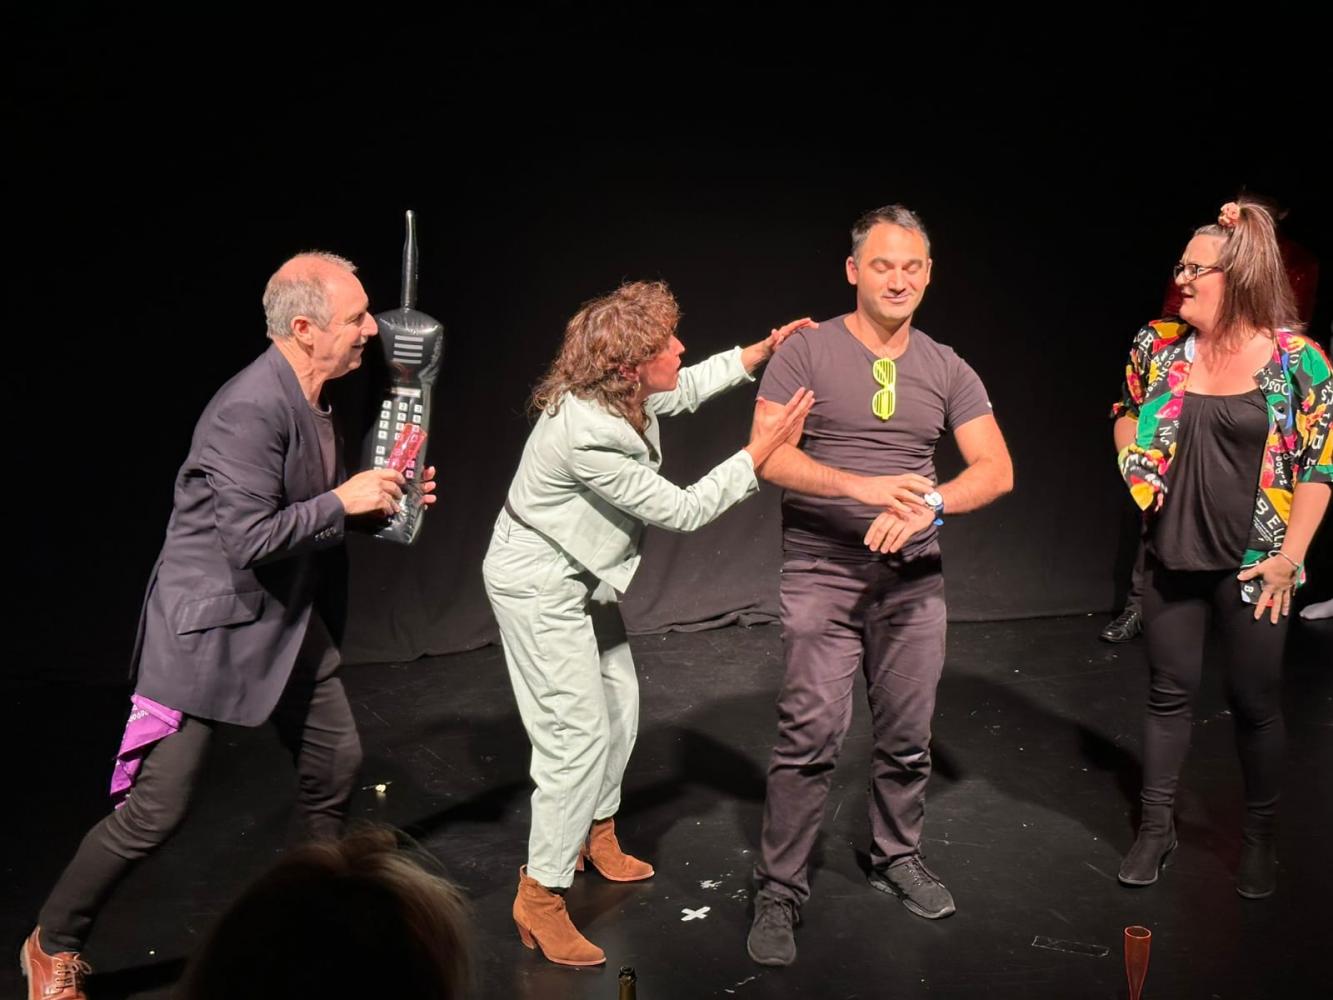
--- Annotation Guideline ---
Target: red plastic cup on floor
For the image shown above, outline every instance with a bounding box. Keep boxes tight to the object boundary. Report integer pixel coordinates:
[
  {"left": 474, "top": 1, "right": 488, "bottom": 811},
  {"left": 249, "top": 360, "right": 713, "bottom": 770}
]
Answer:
[{"left": 1124, "top": 925, "right": 1151, "bottom": 1000}]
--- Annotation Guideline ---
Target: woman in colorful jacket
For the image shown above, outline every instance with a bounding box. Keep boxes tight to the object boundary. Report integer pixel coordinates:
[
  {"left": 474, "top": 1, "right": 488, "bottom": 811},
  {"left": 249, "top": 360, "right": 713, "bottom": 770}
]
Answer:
[
  {"left": 1111, "top": 198, "right": 1332, "bottom": 899},
  {"left": 485, "top": 280, "right": 815, "bottom": 966}
]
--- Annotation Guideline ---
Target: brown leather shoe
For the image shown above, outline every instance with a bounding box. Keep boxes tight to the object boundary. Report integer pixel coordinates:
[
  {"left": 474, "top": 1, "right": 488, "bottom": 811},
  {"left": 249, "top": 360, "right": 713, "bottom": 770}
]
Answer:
[
  {"left": 575, "top": 817, "right": 654, "bottom": 882},
  {"left": 19, "top": 928, "right": 90, "bottom": 1000},
  {"left": 512, "top": 866, "right": 605, "bottom": 967}
]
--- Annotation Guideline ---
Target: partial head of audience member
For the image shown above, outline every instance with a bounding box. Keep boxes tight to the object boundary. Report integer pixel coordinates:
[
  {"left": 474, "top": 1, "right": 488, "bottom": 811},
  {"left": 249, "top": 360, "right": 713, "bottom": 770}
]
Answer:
[{"left": 180, "top": 825, "right": 470, "bottom": 1000}]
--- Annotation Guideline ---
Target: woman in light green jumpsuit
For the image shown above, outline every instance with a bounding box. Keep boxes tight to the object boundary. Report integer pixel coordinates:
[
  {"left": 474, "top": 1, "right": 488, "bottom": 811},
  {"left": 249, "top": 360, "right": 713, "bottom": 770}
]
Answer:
[{"left": 485, "top": 280, "right": 812, "bottom": 966}]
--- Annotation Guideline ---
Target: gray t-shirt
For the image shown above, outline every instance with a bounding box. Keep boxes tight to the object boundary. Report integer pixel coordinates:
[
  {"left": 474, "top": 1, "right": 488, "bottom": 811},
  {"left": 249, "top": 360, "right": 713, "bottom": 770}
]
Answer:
[
  {"left": 757, "top": 315, "right": 993, "bottom": 561},
  {"left": 310, "top": 400, "right": 337, "bottom": 491}
]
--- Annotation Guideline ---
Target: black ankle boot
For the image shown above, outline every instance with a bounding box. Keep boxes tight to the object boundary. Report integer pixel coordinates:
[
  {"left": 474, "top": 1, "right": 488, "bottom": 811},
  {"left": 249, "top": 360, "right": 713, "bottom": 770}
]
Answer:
[
  {"left": 1118, "top": 803, "right": 1177, "bottom": 887},
  {"left": 1236, "top": 841, "right": 1276, "bottom": 898},
  {"left": 1236, "top": 811, "right": 1276, "bottom": 899}
]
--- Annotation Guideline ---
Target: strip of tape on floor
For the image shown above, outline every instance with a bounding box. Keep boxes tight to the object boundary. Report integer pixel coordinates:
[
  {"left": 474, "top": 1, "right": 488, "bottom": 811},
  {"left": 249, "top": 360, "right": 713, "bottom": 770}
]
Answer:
[{"left": 1031, "top": 935, "right": 1109, "bottom": 958}]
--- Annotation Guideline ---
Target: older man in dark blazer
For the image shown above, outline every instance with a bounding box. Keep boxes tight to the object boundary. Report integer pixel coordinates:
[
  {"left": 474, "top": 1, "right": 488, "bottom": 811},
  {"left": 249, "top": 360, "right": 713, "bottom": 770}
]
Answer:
[{"left": 20, "top": 252, "right": 436, "bottom": 1000}]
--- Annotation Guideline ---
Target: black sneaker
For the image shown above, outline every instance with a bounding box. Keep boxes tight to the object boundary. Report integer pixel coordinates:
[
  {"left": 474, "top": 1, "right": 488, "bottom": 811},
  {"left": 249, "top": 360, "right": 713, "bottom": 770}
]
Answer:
[
  {"left": 746, "top": 891, "right": 799, "bottom": 966},
  {"left": 868, "top": 855, "right": 956, "bottom": 919},
  {"left": 1099, "top": 608, "right": 1142, "bottom": 643}
]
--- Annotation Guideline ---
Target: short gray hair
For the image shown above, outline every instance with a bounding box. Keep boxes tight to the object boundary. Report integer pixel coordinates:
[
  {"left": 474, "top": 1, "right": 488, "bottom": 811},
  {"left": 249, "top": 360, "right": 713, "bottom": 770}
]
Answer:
[
  {"left": 263, "top": 251, "right": 357, "bottom": 341},
  {"left": 850, "top": 204, "right": 931, "bottom": 260}
]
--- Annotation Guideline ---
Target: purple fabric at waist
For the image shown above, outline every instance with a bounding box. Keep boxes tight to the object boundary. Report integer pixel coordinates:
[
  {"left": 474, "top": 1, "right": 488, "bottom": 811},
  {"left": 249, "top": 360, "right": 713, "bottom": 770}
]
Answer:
[{"left": 109, "top": 694, "right": 184, "bottom": 808}]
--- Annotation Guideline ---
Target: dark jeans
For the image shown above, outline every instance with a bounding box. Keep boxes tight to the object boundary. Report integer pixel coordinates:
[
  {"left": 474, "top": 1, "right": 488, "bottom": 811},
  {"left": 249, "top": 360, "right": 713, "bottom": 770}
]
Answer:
[
  {"left": 756, "top": 554, "right": 947, "bottom": 906},
  {"left": 38, "top": 617, "right": 361, "bottom": 953}
]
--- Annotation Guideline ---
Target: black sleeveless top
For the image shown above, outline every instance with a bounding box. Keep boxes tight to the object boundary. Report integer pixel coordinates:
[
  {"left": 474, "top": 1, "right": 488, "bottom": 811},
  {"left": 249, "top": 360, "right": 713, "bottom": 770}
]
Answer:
[{"left": 1149, "top": 388, "right": 1268, "bottom": 571}]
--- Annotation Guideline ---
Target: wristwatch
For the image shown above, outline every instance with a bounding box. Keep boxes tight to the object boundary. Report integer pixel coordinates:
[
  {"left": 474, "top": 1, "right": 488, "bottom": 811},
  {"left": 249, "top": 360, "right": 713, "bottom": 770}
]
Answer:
[{"left": 923, "top": 490, "right": 944, "bottom": 526}]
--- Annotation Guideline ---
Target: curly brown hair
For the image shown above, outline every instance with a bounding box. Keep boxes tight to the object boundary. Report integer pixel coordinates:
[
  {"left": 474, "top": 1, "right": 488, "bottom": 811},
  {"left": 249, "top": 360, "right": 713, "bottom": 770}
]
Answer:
[{"left": 530, "top": 280, "right": 680, "bottom": 432}]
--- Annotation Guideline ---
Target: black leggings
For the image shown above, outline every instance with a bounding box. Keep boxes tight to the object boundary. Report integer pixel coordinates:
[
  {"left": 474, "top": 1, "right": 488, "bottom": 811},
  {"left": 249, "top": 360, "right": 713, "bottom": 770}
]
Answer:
[{"left": 1139, "top": 557, "right": 1290, "bottom": 818}]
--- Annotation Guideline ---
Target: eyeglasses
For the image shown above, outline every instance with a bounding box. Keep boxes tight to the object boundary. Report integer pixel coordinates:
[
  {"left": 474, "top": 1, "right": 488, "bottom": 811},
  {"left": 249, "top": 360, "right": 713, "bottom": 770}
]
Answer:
[
  {"left": 1173, "top": 262, "right": 1223, "bottom": 281},
  {"left": 871, "top": 357, "right": 896, "bottom": 420}
]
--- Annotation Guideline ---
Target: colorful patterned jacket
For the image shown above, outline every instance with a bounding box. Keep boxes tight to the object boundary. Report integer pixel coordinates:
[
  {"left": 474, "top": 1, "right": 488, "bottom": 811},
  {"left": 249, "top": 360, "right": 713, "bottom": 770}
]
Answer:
[{"left": 1112, "top": 319, "right": 1333, "bottom": 597}]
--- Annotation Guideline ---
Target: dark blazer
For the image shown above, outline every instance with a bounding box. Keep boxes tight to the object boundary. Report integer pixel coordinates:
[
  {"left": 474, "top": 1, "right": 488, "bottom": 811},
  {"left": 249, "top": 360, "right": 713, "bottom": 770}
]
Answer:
[{"left": 131, "top": 345, "right": 349, "bottom": 725}]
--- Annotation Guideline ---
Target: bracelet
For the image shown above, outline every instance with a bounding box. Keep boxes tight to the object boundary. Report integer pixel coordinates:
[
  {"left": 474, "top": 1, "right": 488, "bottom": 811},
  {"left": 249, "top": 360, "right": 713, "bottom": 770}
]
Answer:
[{"left": 1270, "top": 549, "right": 1303, "bottom": 574}]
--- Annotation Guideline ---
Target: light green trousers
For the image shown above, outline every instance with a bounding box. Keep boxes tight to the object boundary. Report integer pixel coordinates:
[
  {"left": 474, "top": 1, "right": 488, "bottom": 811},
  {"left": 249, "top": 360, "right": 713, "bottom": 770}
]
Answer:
[{"left": 482, "top": 509, "right": 639, "bottom": 888}]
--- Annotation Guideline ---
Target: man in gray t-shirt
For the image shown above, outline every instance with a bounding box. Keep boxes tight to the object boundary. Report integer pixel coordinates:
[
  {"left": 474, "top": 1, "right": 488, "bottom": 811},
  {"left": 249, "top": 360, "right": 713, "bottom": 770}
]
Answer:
[
  {"left": 746, "top": 205, "right": 1014, "bottom": 968},
  {"left": 763, "top": 314, "right": 994, "bottom": 561}
]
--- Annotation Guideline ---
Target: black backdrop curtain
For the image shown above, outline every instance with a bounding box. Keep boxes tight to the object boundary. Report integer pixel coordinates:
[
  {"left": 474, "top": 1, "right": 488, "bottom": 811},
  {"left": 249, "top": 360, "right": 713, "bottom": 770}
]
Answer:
[{"left": 11, "top": 10, "right": 1329, "bottom": 679}]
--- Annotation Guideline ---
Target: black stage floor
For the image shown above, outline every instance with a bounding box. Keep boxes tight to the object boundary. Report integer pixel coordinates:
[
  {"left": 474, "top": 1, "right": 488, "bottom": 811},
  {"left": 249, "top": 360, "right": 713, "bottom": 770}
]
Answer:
[{"left": 4, "top": 614, "right": 1330, "bottom": 999}]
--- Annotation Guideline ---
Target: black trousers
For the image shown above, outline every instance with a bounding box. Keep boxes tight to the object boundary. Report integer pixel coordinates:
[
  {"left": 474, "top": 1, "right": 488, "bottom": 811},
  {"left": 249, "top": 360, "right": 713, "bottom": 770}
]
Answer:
[
  {"left": 1125, "top": 539, "right": 1147, "bottom": 614},
  {"left": 38, "top": 617, "right": 362, "bottom": 953},
  {"left": 756, "top": 555, "right": 947, "bottom": 906}
]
